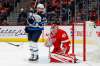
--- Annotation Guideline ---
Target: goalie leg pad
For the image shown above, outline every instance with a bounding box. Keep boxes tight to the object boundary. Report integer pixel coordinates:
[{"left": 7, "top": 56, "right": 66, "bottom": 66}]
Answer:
[{"left": 50, "top": 53, "right": 76, "bottom": 63}]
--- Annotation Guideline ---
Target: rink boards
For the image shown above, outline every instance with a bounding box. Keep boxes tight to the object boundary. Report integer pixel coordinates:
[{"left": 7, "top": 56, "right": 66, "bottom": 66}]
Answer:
[{"left": 0, "top": 26, "right": 100, "bottom": 44}]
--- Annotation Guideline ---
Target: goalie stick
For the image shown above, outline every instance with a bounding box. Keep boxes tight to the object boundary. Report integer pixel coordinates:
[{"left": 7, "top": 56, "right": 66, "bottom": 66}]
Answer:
[{"left": 45, "top": 33, "right": 51, "bottom": 59}]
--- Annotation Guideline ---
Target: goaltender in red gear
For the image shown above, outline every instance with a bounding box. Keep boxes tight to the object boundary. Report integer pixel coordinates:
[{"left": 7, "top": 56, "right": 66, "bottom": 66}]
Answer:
[{"left": 45, "top": 24, "right": 71, "bottom": 63}]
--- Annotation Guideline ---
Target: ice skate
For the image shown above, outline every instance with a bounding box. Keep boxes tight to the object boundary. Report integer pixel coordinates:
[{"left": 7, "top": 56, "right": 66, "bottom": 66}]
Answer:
[{"left": 29, "top": 54, "right": 39, "bottom": 61}]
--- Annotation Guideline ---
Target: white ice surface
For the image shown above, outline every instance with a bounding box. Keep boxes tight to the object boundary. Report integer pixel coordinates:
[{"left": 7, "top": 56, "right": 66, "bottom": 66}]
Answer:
[{"left": 0, "top": 42, "right": 100, "bottom": 66}]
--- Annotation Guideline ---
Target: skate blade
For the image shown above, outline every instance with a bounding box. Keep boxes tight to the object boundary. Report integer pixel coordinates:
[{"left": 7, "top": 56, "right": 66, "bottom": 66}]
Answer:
[{"left": 28, "top": 60, "right": 39, "bottom": 63}]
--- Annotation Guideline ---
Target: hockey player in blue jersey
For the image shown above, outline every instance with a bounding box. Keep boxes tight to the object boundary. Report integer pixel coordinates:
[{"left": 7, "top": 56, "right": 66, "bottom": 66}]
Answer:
[{"left": 25, "top": 3, "right": 46, "bottom": 61}]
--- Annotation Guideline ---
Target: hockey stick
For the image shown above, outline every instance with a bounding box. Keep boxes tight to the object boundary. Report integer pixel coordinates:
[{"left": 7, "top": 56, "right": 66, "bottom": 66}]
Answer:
[
  {"left": 48, "top": 43, "right": 51, "bottom": 59},
  {"left": 45, "top": 33, "right": 51, "bottom": 59},
  {"left": 34, "top": 0, "right": 38, "bottom": 9},
  {"left": 7, "top": 42, "right": 20, "bottom": 47}
]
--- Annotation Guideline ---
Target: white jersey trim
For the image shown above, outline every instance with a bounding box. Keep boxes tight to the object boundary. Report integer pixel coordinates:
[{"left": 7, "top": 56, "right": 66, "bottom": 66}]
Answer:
[{"left": 61, "top": 39, "right": 70, "bottom": 44}]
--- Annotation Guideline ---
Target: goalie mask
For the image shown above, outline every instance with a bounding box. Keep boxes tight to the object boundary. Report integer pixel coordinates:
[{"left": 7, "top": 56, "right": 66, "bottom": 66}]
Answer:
[{"left": 51, "top": 24, "right": 59, "bottom": 34}]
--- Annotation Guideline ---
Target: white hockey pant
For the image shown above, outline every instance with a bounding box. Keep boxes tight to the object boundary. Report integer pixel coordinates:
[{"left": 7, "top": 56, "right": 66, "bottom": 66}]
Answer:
[{"left": 29, "top": 41, "right": 38, "bottom": 56}]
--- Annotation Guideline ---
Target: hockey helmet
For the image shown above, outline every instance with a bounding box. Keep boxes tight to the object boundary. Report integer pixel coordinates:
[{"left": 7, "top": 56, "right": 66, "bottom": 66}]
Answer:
[
  {"left": 51, "top": 24, "right": 59, "bottom": 34},
  {"left": 37, "top": 3, "right": 45, "bottom": 13},
  {"left": 37, "top": 3, "right": 44, "bottom": 9}
]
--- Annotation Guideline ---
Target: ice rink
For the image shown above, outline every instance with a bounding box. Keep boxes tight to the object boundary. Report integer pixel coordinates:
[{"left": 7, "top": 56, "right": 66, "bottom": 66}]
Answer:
[{"left": 0, "top": 42, "right": 100, "bottom": 66}]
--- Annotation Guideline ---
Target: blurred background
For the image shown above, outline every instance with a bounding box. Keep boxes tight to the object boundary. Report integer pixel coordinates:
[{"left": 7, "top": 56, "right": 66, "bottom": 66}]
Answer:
[{"left": 0, "top": 0, "right": 100, "bottom": 26}]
